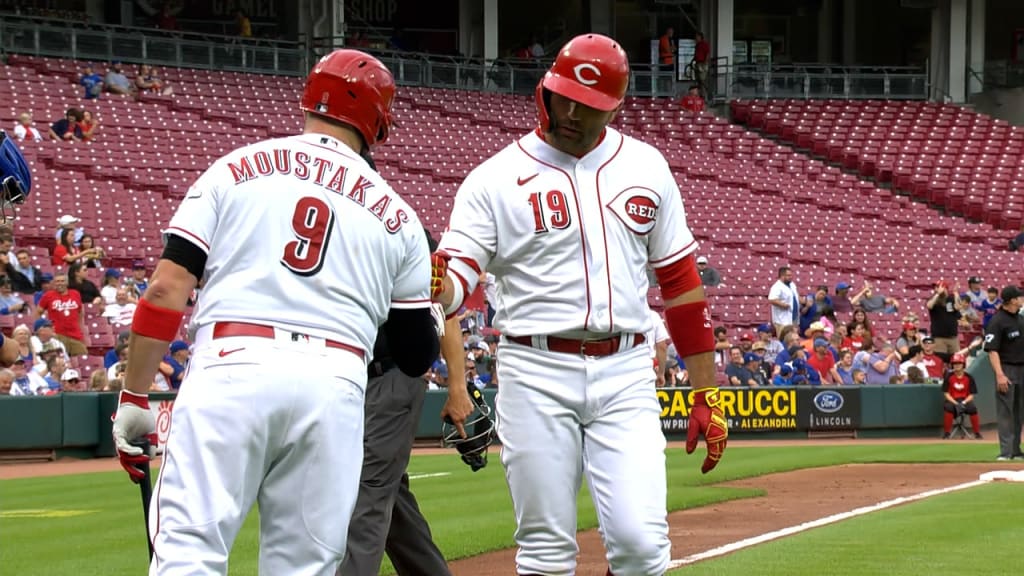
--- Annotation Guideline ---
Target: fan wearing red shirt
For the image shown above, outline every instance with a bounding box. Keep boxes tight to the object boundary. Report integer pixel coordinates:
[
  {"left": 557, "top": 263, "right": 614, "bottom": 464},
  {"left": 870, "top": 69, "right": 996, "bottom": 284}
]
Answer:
[
  {"left": 36, "top": 273, "right": 88, "bottom": 356},
  {"left": 680, "top": 85, "right": 705, "bottom": 113},
  {"left": 807, "top": 338, "right": 839, "bottom": 384},
  {"left": 941, "top": 354, "right": 981, "bottom": 439},
  {"left": 921, "top": 336, "right": 945, "bottom": 379}
]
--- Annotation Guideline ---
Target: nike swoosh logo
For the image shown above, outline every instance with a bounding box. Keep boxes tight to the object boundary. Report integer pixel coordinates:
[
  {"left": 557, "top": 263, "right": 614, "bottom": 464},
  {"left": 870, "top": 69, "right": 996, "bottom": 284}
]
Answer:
[
  {"left": 517, "top": 174, "right": 538, "bottom": 186},
  {"left": 218, "top": 347, "right": 245, "bottom": 358}
]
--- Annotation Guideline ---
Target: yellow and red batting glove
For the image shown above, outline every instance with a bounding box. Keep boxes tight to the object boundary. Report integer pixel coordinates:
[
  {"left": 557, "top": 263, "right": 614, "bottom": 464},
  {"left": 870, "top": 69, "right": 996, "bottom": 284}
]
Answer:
[
  {"left": 686, "top": 387, "right": 728, "bottom": 474},
  {"left": 430, "top": 250, "right": 450, "bottom": 300}
]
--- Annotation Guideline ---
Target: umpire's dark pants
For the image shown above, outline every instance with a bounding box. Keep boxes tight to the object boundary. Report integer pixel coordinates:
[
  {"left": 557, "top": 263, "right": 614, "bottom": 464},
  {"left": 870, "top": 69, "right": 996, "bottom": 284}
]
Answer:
[
  {"left": 995, "top": 363, "right": 1024, "bottom": 458},
  {"left": 338, "top": 369, "right": 451, "bottom": 576}
]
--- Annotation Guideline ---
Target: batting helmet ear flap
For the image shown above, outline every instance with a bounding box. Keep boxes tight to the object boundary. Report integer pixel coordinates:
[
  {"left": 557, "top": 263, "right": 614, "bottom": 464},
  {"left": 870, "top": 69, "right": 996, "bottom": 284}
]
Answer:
[{"left": 535, "top": 80, "right": 552, "bottom": 132}]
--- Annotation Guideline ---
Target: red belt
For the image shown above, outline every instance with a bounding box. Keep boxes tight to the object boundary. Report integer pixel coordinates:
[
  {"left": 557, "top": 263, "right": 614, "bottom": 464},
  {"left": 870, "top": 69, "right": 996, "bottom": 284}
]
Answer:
[
  {"left": 507, "top": 333, "right": 646, "bottom": 357},
  {"left": 212, "top": 322, "right": 364, "bottom": 359}
]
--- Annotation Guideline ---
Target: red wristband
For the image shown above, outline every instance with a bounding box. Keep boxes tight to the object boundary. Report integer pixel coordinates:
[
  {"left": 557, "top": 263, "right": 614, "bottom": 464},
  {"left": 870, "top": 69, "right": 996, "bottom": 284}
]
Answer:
[
  {"left": 132, "top": 297, "right": 184, "bottom": 342},
  {"left": 664, "top": 300, "right": 715, "bottom": 358}
]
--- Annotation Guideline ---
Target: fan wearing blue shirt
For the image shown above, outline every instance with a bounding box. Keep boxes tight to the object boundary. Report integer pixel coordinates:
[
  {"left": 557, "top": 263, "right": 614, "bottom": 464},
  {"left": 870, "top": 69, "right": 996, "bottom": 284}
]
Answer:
[{"left": 80, "top": 65, "right": 104, "bottom": 99}]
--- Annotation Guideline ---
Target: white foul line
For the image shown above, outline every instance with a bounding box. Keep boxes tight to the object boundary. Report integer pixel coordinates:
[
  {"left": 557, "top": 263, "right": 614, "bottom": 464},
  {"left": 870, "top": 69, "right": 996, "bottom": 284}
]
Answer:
[
  {"left": 667, "top": 478, "right": 990, "bottom": 569},
  {"left": 408, "top": 472, "right": 452, "bottom": 480}
]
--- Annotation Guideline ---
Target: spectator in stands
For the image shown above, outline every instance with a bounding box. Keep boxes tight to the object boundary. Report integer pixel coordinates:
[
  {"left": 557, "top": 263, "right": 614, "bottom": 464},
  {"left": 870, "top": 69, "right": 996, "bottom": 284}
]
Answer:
[
  {"left": 61, "top": 368, "right": 84, "bottom": 392},
  {"left": 851, "top": 281, "right": 900, "bottom": 315},
  {"left": 905, "top": 366, "right": 927, "bottom": 384},
  {"left": 801, "top": 321, "right": 827, "bottom": 352},
  {"left": 10, "top": 249, "right": 42, "bottom": 294},
  {"left": 666, "top": 358, "right": 687, "bottom": 386},
  {"left": 865, "top": 343, "right": 901, "bottom": 384},
  {"left": 799, "top": 285, "right": 832, "bottom": 334},
  {"left": 746, "top": 353, "right": 767, "bottom": 386},
  {"left": 156, "top": 4, "right": 179, "bottom": 30},
  {"left": 941, "top": 354, "right": 982, "bottom": 439},
  {"left": 10, "top": 358, "right": 47, "bottom": 395},
  {"left": 696, "top": 255, "right": 721, "bottom": 286},
  {"left": 737, "top": 331, "right": 754, "bottom": 354},
  {"left": 899, "top": 345, "right": 930, "bottom": 380},
  {"left": 851, "top": 308, "right": 875, "bottom": 337},
  {"left": 772, "top": 364, "right": 793, "bottom": 386},
  {"left": 713, "top": 325, "right": 731, "bottom": 367},
  {"left": 36, "top": 273, "right": 88, "bottom": 357},
  {"left": 42, "top": 353, "right": 66, "bottom": 392},
  {"left": 104, "top": 330, "right": 130, "bottom": 369},
  {"left": 30, "top": 318, "right": 67, "bottom": 361},
  {"left": 895, "top": 323, "right": 923, "bottom": 359},
  {"left": 77, "top": 110, "right": 100, "bottom": 141},
  {"left": 835, "top": 350, "right": 855, "bottom": 384},
  {"left": 0, "top": 369, "right": 12, "bottom": 395},
  {"left": 832, "top": 282, "right": 854, "bottom": 316},
  {"left": 658, "top": 27, "right": 675, "bottom": 72},
  {"left": 528, "top": 35, "right": 545, "bottom": 58},
  {"left": 725, "top": 346, "right": 756, "bottom": 387},
  {"left": 34, "top": 273, "right": 53, "bottom": 306},
  {"left": 807, "top": 338, "right": 839, "bottom": 384},
  {"left": 103, "top": 62, "right": 134, "bottom": 96},
  {"left": 53, "top": 228, "right": 99, "bottom": 266},
  {"left": 960, "top": 276, "right": 986, "bottom": 322},
  {"left": 750, "top": 340, "right": 771, "bottom": 374},
  {"left": 773, "top": 335, "right": 804, "bottom": 371},
  {"left": 977, "top": 287, "right": 1001, "bottom": 329},
  {"left": 126, "top": 260, "right": 149, "bottom": 297},
  {"left": 680, "top": 85, "right": 705, "bottom": 113},
  {"left": 89, "top": 368, "right": 109, "bottom": 391},
  {"left": 756, "top": 323, "right": 783, "bottom": 363},
  {"left": 102, "top": 287, "right": 137, "bottom": 329},
  {"left": 135, "top": 64, "right": 173, "bottom": 96},
  {"left": 54, "top": 214, "right": 85, "bottom": 246},
  {"left": 0, "top": 276, "right": 28, "bottom": 315},
  {"left": 48, "top": 107, "right": 84, "bottom": 141},
  {"left": 692, "top": 31, "right": 711, "bottom": 99},
  {"left": 768, "top": 266, "right": 799, "bottom": 336},
  {"left": 926, "top": 280, "right": 964, "bottom": 362},
  {"left": 1009, "top": 229, "right": 1024, "bottom": 252},
  {"left": 77, "top": 234, "right": 104, "bottom": 268},
  {"left": 920, "top": 336, "right": 945, "bottom": 380},
  {"left": 235, "top": 9, "right": 253, "bottom": 38},
  {"left": 68, "top": 262, "right": 103, "bottom": 306},
  {"left": 158, "top": 340, "right": 190, "bottom": 391},
  {"left": 13, "top": 112, "right": 43, "bottom": 142},
  {"left": 79, "top": 65, "right": 104, "bottom": 100},
  {"left": 107, "top": 342, "right": 128, "bottom": 380},
  {"left": 850, "top": 368, "right": 867, "bottom": 385},
  {"left": 100, "top": 268, "right": 121, "bottom": 304},
  {"left": 790, "top": 358, "right": 821, "bottom": 386}
]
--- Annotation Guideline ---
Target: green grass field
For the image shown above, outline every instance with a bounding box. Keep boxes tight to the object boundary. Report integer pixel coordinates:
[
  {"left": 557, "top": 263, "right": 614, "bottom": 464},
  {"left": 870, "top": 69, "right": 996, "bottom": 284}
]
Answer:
[{"left": 0, "top": 443, "right": 1017, "bottom": 575}]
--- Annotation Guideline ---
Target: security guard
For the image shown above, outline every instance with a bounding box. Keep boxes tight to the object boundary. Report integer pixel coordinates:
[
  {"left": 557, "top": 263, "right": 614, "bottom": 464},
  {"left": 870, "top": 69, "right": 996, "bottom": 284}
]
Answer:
[{"left": 982, "top": 285, "right": 1024, "bottom": 460}]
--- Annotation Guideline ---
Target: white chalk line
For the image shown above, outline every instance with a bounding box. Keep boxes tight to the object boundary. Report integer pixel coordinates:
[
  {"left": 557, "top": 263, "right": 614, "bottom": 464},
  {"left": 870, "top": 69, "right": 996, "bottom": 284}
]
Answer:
[
  {"left": 667, "top": 474, "right": 1006, "bottom": 569},
  {"left": 408, "top": 472, "right": 452, "bottom": 480}
]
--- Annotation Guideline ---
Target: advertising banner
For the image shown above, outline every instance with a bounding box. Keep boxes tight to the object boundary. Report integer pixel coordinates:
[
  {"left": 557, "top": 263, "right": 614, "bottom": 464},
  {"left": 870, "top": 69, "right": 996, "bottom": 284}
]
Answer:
[{"left": 657, "top": 387, "right": 860, "bottom": 433}]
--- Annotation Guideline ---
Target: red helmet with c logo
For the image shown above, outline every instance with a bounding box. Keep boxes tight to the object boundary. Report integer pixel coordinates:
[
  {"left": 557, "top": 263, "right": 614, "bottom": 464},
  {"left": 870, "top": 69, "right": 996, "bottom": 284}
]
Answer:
[
  {"left": 535, "top": 34, "right": 630, "bottom": 131},
  {"left": 299, "top": 49, "right": 395, "bottom": 147}
]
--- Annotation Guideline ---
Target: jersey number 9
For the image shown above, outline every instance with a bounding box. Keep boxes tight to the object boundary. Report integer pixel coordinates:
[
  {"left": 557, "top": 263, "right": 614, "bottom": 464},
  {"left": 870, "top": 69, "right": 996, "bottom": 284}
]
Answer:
[{"left": 281, "top": 196, "right": 335, "bottom": 276}]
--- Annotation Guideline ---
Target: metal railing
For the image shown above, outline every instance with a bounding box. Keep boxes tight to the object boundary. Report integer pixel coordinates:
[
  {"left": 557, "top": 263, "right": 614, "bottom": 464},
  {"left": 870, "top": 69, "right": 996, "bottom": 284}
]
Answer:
[
  {"left": 0, "top": 15, "right": 307, "bottom": 76},
  {"left": 980, "top": 61, "right": 1024, "bottom": 89},
  {"left": 721, "top": 64, "right": 929, "bottom": 100}
]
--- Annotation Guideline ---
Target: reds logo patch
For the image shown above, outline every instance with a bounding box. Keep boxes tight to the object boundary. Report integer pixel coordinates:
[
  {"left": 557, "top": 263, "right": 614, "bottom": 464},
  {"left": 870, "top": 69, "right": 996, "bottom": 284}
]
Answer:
[{"left": 606, "top": 187, "right": 661, "bottom": 235}]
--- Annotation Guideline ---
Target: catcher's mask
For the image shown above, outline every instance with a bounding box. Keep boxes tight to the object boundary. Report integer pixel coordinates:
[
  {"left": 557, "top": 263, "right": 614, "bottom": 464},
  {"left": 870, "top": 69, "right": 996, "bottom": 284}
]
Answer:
[
  {"left": 0, "top": 131, "right": 31, "bottom": 223},
  {"left": 442, "top": 383, "right": 496, "bottom": 472}
]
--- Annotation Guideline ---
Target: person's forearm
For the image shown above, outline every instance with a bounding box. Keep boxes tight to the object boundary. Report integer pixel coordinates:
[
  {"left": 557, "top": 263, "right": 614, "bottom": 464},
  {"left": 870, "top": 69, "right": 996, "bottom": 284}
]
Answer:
[{"left": 441, "top": 315, "right": 468, "bottom": 398}]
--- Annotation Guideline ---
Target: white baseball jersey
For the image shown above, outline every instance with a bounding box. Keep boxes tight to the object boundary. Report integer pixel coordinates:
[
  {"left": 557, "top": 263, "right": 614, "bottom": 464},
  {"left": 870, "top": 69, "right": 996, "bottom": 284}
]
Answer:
[
  {"left": 166, "top": 133, "right": 431, "bottom": 354},
  {"left": 439, "top": 127, "right": 697, "bottom": 336}
]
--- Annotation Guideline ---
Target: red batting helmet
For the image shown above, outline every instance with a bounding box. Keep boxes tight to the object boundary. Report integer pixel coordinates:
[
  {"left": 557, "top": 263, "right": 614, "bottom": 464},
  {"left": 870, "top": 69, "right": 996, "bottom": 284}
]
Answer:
[
  {"left": 536, "top": 33, "right": 630, "bottom": 132},
  {"left": 300, "top": 49, "right": 395, "bottom": 147},
  {"left": 951, "top": 354, "right": 966, "bottom": 365}
]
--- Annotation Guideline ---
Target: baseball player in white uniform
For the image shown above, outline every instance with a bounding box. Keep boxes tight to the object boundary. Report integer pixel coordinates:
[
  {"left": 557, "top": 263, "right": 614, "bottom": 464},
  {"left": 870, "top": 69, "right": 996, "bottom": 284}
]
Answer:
[
  {"left": 432, "top": 34, "right": 729, "bottom": 576},
  {"left": 110, "top": 50, "right": 439, "bottom": 576}
]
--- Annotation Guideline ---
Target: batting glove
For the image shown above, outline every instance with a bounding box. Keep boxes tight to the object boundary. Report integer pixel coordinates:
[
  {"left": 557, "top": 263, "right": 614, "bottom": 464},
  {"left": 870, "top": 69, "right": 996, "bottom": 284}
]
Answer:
[
  {"left": 686, "top": 387, "right": 728, "bottom": 474},
  {"left": 430, "top": 250, "right": 451, "bottom": 300},
  {"left": 111, "top": 390, "right": 158, "bottom": 483}
]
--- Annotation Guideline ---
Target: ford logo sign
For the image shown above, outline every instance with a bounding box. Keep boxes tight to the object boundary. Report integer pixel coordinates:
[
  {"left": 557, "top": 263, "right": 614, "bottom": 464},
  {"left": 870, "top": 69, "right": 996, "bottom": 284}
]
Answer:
[{"left": 814, "top": 391, "right": 844, "bottom": 413}]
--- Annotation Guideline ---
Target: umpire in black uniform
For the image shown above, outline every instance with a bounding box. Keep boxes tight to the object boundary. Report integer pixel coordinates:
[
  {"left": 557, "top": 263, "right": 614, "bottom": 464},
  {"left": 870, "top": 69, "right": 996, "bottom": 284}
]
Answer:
[
  {"left": 983, "top": 285, "right": 1024, "bottom": 460},
  {"left": 338, "top": 229, "right": 474, "bottom": 576}
]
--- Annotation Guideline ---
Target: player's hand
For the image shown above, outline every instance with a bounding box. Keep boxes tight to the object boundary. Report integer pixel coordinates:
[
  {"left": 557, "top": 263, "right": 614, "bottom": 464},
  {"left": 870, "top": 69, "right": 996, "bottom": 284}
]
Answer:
[
  {"left": 655, "top": 369, "right": 666, "bottom": 388},
  {"left": 111, "top": 390, "right": 157, "bottom": 483},
  {"left": 686, "top": 387, "right": 728, "bottom": 474},
  {"left": 441, "top": 383, "right": 475, "bottom": 439},
  {"left": 430, "top": 250, "right": 450, "bottom": 300}
]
